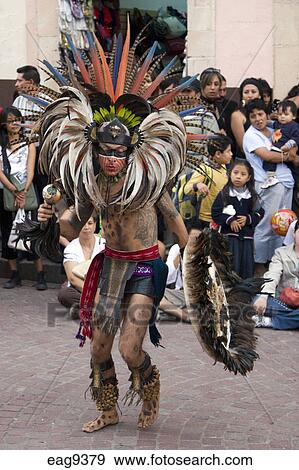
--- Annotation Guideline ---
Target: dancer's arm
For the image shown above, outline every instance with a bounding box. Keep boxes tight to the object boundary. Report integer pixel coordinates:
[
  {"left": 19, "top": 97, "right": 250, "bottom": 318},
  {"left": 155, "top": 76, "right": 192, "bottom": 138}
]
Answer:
[
  {"left": 157, "top": 191, "right": 188, "bottom": 250},
  {"left": 38, "top": 201, "right": 94, "bottom": 240}
]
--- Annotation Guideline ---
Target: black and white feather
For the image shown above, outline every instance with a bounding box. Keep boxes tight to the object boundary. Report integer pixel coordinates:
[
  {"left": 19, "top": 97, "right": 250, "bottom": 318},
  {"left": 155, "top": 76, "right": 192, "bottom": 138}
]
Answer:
[{"left": 183, "top": 229, "right": 265, "bottom": 375}]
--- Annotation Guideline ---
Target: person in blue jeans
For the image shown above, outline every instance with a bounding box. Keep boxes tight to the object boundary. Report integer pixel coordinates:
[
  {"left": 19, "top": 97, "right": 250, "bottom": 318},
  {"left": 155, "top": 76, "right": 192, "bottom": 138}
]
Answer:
[
  {"left": 262, "top": 100, "right": 299, "bottom": 189},
  {"left": 253, "top": 220, "right": 299, "bottom": 329},
  {"left": 243, "top": 99, "right": 298, "bottom": 277}
]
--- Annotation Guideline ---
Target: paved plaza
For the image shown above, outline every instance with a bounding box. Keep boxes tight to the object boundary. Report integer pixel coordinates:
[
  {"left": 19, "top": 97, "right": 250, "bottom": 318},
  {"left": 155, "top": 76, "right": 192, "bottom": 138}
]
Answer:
[{"left": 0, "top": 280, "right": 298, "bottom": 450}]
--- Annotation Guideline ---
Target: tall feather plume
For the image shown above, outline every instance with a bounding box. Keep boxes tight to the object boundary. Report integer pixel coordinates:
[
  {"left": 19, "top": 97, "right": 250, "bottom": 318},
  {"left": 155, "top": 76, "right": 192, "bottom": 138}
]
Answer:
[
  {"left": 38, "top": 64, "right": 61, "bottom": 85},
  {"left": 138, "top": 54, "right": 166, "bottom": 95},
  {"left": 108, "top": 34, "right": 118, "bottom": 74},
  {"left": 80, "top": 50, "right": 96, "bottom": 86},
  {"left": 20, "top": 94, "right": 50, "bottom": 108},
  {"left": 130, "top": 41, "right": 158, "bottom": 94},
  {"left": 112, "top": 33, "right": 123, "bottom": 91},
  {"left": 124, "top": 22, "right": 151, "bottom": 90},
  {"left": 66, "top": 34, "right": 92, "bottom": 86},
  {"left": 41, "top": 60, "right": 68, "bottom": 86},
  {"left": 93, "top": 33, "right": 115, "bottom": 100},
  {"left": 115, "top": 15, "right": 130, "bottom": 99},
  {"left": 125, "top": 47, "right": 149, "bottom": 93},
  {"left": 65, "top": 56, "right": 88, "bottom": 97},
  {"left": 141, "top": 56, "right": 178, "bottom": 100},
  {"left": 153, "top": 75, "right": 199, "bottom": 109},
  {"left": 36, "top": 87, "right": 106, "bottom": 215},
  {"left": 86, "top": 32, "right": 105, "bottom": 93}
]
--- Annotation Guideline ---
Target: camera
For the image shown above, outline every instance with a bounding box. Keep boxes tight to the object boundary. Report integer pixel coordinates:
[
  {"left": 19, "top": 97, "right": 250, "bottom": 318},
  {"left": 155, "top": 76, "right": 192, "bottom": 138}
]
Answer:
[{"left": 270, "top": 98, "right": 280, "bottom": 113}]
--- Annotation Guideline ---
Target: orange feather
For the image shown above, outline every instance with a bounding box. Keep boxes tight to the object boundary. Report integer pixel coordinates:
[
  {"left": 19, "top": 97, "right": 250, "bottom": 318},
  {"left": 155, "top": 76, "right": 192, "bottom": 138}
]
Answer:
[
  {"left": 93, "top": 33, "right": 115, "bottom": 100},
  {"left": 87, "top": 34, "right": 105, "bottom": 93},
  {"left": 115, "top": 15, "right": 130, "bottom": 99},
  {"left": 187, "top": 133, "right": 210, "bottom": 140},
  {"left": 66, "top": 35, "right": 92, "bottom": 86},
  {"left": 130, "top": 42, "right": 157, "bottom": 95}
]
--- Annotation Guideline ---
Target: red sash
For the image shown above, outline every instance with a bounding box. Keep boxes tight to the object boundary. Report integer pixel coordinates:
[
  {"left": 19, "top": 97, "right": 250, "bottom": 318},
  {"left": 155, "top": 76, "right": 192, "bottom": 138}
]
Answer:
[{"left": 76, "top": 244, "right": 159, "bottom": 346}]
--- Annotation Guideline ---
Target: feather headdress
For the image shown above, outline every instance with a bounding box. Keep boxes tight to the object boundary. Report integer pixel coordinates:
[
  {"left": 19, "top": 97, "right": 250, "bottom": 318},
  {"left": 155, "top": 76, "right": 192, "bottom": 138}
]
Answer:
[{"left": 22, "top": 18, "right": 190, "bottom": 213}]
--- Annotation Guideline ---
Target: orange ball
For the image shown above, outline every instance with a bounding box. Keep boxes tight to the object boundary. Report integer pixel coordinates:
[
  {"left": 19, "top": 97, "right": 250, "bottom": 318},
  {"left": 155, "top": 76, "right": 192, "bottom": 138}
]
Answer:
[{"left": 271, "top": 208, "right": 297, "bottom": 236}]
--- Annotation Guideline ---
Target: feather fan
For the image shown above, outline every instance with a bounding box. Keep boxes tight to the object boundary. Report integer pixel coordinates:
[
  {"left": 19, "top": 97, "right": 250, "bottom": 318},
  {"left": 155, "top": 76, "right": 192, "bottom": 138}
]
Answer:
[{"left": 183, "top": 229, "right": 265, "bottom": 375}]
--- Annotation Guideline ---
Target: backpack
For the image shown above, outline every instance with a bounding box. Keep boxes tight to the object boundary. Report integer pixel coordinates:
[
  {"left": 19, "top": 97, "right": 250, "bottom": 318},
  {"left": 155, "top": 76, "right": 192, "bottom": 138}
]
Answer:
[{"left": 173, "top": 168, "right": 213, "bottom": 231}]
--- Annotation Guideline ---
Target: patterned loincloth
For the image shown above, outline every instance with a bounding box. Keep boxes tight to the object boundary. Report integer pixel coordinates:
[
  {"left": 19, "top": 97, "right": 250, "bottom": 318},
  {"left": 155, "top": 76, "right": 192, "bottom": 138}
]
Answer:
[
  {"left": 94, "top": 257, "right": 155, "bottom": 336},
  {"left": 76, "top": 245, "right": 168, "bottom": 347}
]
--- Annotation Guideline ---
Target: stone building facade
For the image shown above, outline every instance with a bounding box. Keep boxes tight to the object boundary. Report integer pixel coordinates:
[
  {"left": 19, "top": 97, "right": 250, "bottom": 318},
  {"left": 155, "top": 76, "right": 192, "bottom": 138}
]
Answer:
[
  {"left": 187, "top": 0, "right": 299, "bottom": 98},
  {"left": 0, "top": 0, "right": 298, "bottom": 106}
]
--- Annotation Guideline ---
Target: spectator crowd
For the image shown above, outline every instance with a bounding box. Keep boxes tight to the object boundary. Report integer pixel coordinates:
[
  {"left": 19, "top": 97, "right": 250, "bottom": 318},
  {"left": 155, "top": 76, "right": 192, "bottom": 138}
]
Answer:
[{"left": 0, "top": 63, "right": 299, "bottom": 329}]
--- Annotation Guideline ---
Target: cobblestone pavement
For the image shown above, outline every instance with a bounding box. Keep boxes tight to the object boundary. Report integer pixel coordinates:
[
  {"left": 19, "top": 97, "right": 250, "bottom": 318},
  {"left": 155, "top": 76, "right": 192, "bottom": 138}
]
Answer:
[{"left": 0, "top": 280, "right": 298, "bottom": 450}]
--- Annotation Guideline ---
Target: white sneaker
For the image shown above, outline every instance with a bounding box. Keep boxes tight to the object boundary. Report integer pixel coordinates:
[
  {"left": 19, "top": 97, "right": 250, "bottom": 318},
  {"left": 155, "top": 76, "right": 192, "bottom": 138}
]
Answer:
[
  {"left": 253, "top": 314, "right": 273, "bottom": 328},
  {"left": 261, "top": 175, "right": 279, "bottom": 189}
]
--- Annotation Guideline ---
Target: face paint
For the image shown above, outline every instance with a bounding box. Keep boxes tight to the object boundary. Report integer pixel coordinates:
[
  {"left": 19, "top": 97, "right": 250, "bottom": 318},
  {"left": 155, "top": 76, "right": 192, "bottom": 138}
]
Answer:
[{"left": 98, "top": 155, "right": 127, "bottom": 177}]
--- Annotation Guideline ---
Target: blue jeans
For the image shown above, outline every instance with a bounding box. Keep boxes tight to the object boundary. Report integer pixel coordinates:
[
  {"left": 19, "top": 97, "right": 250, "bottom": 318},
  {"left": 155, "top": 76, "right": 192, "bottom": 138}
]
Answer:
[
  {"left": 266, "top": 296, "right": 299, "bottom": 330},
  {"left": 254, "top": 182, "right": 293, "bottom": 263}
]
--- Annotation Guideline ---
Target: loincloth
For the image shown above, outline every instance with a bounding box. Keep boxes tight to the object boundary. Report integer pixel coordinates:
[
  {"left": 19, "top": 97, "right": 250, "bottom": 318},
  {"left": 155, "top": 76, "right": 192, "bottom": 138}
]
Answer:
[
  {"left": 94, "top": 257, "right": 156, "bottom": 335},
  {"left": 76, "top": 245, "right": 168, "bottom": 347}
]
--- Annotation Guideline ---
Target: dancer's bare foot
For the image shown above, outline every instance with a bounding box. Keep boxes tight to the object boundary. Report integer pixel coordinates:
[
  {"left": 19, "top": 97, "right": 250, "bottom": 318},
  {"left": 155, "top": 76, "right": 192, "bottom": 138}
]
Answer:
[
  {"left": 82, "top": 407, "right": 119, "bottom": 433},
  {"left": 137, "top": 396, "right": 160, "bottom": 429}
]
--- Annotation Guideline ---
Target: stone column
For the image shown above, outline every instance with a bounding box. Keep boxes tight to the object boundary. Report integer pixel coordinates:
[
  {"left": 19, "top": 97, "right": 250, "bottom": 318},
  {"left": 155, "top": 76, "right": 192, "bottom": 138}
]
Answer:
[
  {"left": 26, "top": 0, "right": 59, "bottom": 83},
  {"left": 273, "top": 0, "right": 299, "bottom": 99},
  {"left": 186, "top": 0, "right": 274, "bottom": 88},
  {"left": 186, "top": 0, "right": 216, "bottom": 76},
  {"left": 0, "top": 0, "right": 59, "bottom": 81}
]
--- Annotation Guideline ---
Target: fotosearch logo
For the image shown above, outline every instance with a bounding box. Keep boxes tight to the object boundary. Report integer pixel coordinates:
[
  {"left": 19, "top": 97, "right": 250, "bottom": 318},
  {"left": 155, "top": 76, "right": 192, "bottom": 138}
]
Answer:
[{"left": 47, "top": 302, "right": 258, "bottom": 328}]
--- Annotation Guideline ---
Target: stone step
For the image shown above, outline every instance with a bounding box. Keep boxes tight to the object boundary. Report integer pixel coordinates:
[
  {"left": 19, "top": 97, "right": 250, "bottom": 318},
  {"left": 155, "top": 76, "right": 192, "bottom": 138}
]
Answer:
[{"left": 0, "top": 257, "right": 65, "bottom": 284}]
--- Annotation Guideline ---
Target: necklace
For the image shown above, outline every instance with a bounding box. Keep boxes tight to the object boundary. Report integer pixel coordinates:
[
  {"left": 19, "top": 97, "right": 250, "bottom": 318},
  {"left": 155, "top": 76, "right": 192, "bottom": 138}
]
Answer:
[{"left": 98, "top": 166, "right": 127, "bottom": 184}]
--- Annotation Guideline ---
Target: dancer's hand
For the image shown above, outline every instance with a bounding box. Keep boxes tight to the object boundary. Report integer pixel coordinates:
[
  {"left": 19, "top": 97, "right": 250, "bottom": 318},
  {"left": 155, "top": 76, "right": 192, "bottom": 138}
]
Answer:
[{"left": 37, "top": 203, "right": 54, "bottom": 223}]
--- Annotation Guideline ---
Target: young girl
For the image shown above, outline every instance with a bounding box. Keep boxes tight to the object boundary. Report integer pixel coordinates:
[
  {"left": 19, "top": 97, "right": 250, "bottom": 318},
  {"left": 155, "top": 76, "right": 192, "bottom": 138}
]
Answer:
[
  {"left": 211, "top": 159, "right": 264, "bottom": 278},
  {"left": 0, "top": 106, "right": 47, "bottom": 289}
]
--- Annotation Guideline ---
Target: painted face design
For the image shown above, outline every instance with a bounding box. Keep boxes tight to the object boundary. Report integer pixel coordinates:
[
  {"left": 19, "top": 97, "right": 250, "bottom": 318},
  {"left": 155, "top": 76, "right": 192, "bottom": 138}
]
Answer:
[
  {"left": 98, "top": 143, "right": 128, "bottom": 177},
  {"left": 98, "top": 155, "right": 127, "bottom": 177}
]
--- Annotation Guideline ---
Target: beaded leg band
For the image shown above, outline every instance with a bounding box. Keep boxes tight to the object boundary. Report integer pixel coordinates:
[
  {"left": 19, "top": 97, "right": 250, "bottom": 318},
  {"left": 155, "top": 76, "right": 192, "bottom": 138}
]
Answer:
[
  {"left": 123, "top": 352, "right": 160, "bottom": 406},
  {"left": 89, "top": 357, "right": 119, "bottom": 411}
]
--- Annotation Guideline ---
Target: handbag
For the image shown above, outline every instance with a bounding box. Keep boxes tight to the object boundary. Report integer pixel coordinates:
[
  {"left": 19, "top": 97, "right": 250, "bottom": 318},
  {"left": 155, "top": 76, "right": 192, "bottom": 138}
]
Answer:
[
  {"left": 72, "top": 260, "right": 92, "bottom": 280},
  {"left": 280, "top": 287, "right": 299, "bottom": 308},
  {"left": 3, "top": 172, "right": 38, "bottom": 212},
  {"left": 8, "top": 208, "right": 31, "bottom": 252}
]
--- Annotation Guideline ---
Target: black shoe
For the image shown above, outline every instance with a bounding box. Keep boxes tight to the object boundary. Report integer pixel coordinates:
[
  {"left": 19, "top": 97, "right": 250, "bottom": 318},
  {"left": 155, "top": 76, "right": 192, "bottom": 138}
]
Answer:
[
  {"left": 156, "top": 310, "right": 179, "bottom": 322},
  {"left": 3, "top": 271, "right": 22, "bottom": 289},
  {"left": 35, "top": 271, "right": 48, "bottom": 291}
]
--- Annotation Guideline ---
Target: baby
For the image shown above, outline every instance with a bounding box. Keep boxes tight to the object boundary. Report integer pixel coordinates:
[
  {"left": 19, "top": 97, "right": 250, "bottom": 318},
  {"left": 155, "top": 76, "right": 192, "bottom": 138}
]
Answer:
[{"left": 261, "top": 100, "right": 299, "bottom": 189}]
